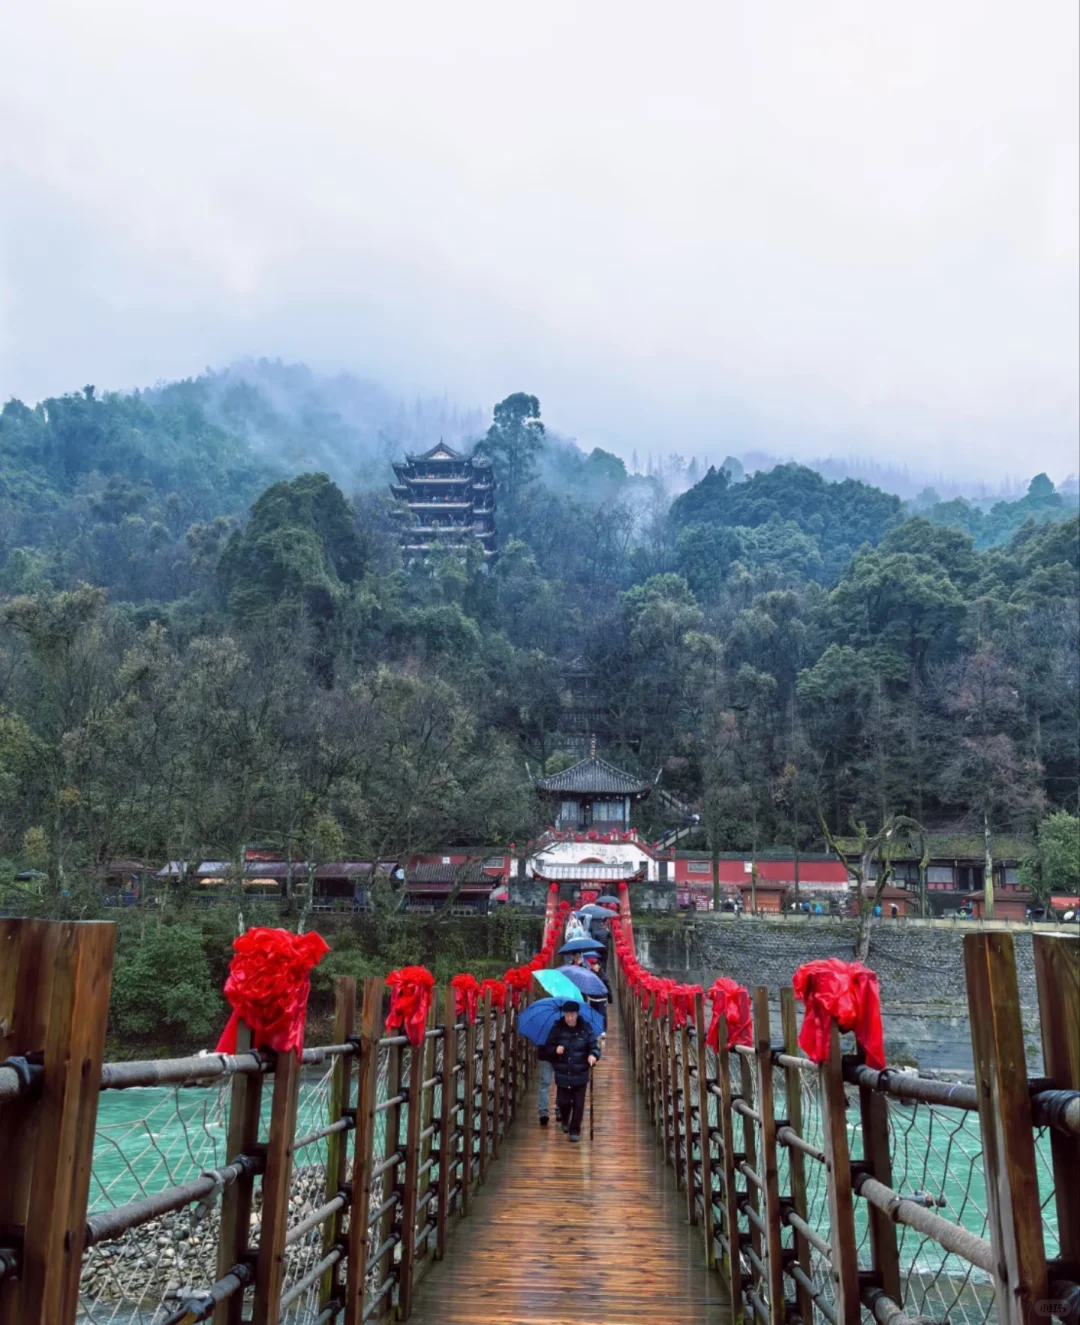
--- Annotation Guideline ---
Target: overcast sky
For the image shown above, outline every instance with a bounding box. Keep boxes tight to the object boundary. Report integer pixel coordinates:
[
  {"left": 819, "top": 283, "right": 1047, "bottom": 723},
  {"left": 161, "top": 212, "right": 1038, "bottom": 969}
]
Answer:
[{"left": 1, "top": 1, "right": 1077, "bottom": 480}]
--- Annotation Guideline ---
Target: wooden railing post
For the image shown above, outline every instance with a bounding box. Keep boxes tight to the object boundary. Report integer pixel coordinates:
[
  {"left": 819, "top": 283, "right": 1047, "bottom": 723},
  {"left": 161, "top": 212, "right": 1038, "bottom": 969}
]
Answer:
[
  {"left": 753, "top": 988, "right": 786, "bottom": 1325},
  {"left": 321, "top": 976, "right": 356, "bottom": 1311},
  {"left": 0, "top": 919, "right": 115, "bottom": 1325},
  {"left": 415, "top": 1003, "right": 439, "bottom": 1270},
  {"left": 461, "top": 1006, "right": 477, "bottom": 1212},
  {"left": 693, "top": 990, "right": 716, "bottom": 1265},
  {"left": 436, "top": 989, "right": 456, "bottom": 1259},
  {"left": 252, "top": 1046, "right": 302, "bottom": 1325},
  {"left": 661, "top": 999, "right": 676, "bottom": 1171},
  {"left": 491, "top": 997, "right": 503, "bottom": 1160},
  {"left": 964, "top": 932, "right": 1049, "bottom": 1325},
  {"left": 373, "top": 1021, "right": 403, "bottom": 1323},
  {"left": 213, "top": 1017, "right": 264, "bottom": 1325},
  {"left": 502, "top": 999, "right": 515, "bottom": 1127},
  {"left": 680, "top": 1012, "right": 696, "bottom": 1223},
  {"left": 1032, "top": 934, "right": 1079, "bottom": 1280},
  {"left": 856, "top": 1050, "right": 902, "bottom": 1306},
  {"left": 737, "top": 1048, "right": 763, "bottom": 1313},
  {"left": 819, "top": 1022, "right": 861, "bottom": 1325},
  {"left": 397, "top": 1008, "right": 430, "bottom": 1319},
  {"left": 716, "top": 1016, "right": 744, "bottom": 1323},
  {"left": 344, "top": 976, "right": 385, "bottom": 1325},
  {"left": 779, "top": 987, "right": 812, "bottom": 1324},
  {"left": 478, "top": 991, "right": 492, "bottom": 1185}
]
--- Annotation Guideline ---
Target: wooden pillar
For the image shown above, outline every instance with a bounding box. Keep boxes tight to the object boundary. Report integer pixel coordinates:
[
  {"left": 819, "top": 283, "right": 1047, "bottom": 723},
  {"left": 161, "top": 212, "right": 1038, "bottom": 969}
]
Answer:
[
  {"left": 964, "top": 932, "right": 1049, "bottom": 1325},
  {"left": 321, "top": 977, "right": 356, "bottom": 1310},
  {"left": 436, "top": 989, "right": 457, "bottom": 1259},
  {"left": 0, "top": 919, "right": 115, "bottom": 1325},
  {"left": 738, "top": 1050, "right": 763, "bottom": 1290},
  {"left": 693, "top": 991, "right": 716, "bottom": 1265},
  {"left": 373, "top": 1029, "right": 403, "bottom": 1319},
  {"left": 252, "top": 1047, "right": 302, "bottom": 1324},
  {"left": 660, "top": 1000, "right": 676, "bottom": 1169},
  {"left": 857, "top": 1048, "right": 902, "bottom": 1304},
  {"left": 491, "top": 999, "right": 504, "bottom": 1160},
  {"left": 213, "top": 1017, "right": 264, "bottom": 1325},
  {"left": 819, "top": 1023, "right": 861, "bottom": 1325},
  {"left": 1032, "top": 935, "right": 1079, "bottom": 1275},
  {"left": 779, "top": 988, "right": 812, "bottom": 1324},
  {"left": 344, "top": 977, "right": 384, "bottom": 1325}
]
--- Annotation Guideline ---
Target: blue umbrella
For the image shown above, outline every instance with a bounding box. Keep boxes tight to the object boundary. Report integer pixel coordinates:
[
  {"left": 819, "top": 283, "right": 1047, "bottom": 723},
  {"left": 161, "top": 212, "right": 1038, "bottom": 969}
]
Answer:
[
  {"left": 533, "top": 969, "right": 583, "bottom": 1000},
  {"left": 558, "top": 937, "right": 605, "bottom": 954},
  {"left": 556, "top": 965, "right": 608, "bottom": 997},
  {"left": 578, "top": 904, "right": 617, "bottom": 920},
  {"left": 594, "top": 895, "right": 621, "bottom": 905},
  {"left": 517, "top": 997, "right": 605, "bottom": 1045}
]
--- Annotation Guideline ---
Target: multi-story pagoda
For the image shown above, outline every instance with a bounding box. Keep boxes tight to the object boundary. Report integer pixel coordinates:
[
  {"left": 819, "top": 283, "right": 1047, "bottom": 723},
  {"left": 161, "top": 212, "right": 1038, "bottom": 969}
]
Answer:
[{"left": 391, "top": 442, "right": 496, "bottom": 560}]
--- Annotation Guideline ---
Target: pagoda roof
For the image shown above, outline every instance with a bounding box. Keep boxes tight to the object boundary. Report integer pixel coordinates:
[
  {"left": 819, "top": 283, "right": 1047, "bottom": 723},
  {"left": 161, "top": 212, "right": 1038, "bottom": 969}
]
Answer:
[
  {"left": 403, "top": 442, "right": 465, "bottom": 463},
  {"left": 531, "top": 756, "right": 657, "bottom": 797}
]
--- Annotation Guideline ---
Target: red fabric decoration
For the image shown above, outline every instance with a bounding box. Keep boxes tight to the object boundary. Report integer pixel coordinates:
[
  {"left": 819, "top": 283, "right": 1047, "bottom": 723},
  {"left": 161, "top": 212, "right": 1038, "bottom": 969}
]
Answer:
[
  {"left": 671, "top": 984, "right": 703, "bottom": 1028},
  {"left": 385, "top": 965, "right": 436, "bottom": 1047},
  {"left": 480, "top": 978, "right": 507, "bottom": 1011},
  {"left": 793, "top": 959, "right": 885, "bottom": 1070},
  {"left": 618, "top": 880, "right": 628, "bottom": 891},
  {"left": 216, "top": 927, "right": 330, "bottom": 1056},
  {"left": 503, "top": 966, "right": 532, "bottom": 1007},
  {"left": 450, "top": 973, "right": 480, "bottom": 1023},
  {"left": 705, "top": 977, "right": 753, "bottom": 1051}
]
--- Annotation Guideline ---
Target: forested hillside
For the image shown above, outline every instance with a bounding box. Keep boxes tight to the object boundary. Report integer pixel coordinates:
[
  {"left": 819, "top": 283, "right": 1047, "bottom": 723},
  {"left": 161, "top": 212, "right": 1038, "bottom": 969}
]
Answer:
[{"left": 1, "top": 373, "right": 1077, "bottom": 906}]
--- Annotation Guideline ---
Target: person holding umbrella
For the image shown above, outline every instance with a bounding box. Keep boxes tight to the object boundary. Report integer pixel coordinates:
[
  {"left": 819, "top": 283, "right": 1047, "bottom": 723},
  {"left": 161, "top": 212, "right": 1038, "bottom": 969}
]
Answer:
[{"left": 538, "top": 1000, "right": 600, "bottom": 1142}]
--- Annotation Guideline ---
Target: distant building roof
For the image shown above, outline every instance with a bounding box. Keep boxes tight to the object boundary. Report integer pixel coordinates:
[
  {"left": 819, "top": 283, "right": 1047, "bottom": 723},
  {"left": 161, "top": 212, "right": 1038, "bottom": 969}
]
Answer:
[
  {"left": 405, "top": 864, "right": 493, "bottom": 885},
  {"left": 531, "top": 756, "right": 656, "bottom": 797},
  {"left": 532, "top": 863, "right": 645, "bottom": 881}
]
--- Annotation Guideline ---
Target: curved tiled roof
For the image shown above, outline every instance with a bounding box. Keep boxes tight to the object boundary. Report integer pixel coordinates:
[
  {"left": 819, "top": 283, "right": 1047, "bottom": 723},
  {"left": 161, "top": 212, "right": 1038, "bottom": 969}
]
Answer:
[{"left": 531, "top": 756, "right": 656, "bottom": 796}]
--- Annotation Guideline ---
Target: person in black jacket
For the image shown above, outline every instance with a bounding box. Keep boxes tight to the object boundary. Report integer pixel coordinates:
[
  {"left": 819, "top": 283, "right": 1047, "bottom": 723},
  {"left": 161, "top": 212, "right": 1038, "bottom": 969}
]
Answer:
[{"left": 539, "top": 1001, "right": 600, "bottom": 1142}]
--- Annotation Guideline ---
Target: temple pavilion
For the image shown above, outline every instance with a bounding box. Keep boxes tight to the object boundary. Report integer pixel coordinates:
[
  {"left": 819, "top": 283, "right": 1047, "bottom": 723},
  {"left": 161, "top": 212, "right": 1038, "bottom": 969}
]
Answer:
[
  {"left": 390, "top": 442, "right": 496, "bottom": 560},
  {"left": 529, "top": 748, "right": 658, "bottom": 832}
]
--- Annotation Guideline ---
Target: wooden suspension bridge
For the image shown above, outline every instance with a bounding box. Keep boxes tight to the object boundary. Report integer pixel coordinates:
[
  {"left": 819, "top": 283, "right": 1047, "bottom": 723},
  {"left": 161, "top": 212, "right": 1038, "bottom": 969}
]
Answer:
[{"left": 0, "top": 895, "right": 1077, "bottom": 1325}]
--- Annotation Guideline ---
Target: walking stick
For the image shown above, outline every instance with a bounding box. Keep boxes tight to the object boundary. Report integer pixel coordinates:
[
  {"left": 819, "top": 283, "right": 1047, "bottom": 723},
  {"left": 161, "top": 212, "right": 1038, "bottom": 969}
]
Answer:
[{"left": 589, "top": 1066, "right": 594, "bottom": 1139}]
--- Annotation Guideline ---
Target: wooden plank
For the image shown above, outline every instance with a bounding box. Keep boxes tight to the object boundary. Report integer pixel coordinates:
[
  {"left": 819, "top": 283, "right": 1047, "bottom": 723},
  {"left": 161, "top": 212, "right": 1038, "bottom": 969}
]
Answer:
[
  {"left": 321, "top": 977, "right": 356, "bottom": 1310},
  {"left": 964, "top": 932, "right": 1049, "bottom": 1325},
  {"left": 680, "top": 1015, "right": 696, "bottom": 1224},
  {"left": 213, "top": 1019, "right": 264, "bottom": 1325},
  {"left": 436, "top": 989, "right": 457, "bottom": 1259},
  {"left": 779, "top": 987, "right": 812, "bottom": 1324},
  {"left": 819, "top": 1022, "right": 861, "bottom": 1325},
  {"left": 716, "top": 1014, "right": 745, "bottom": 1323},
  {"left": 18, "top": 920, "right": 115, "bottom": 1325},
  {"left": 753, "top": 988, "right": 786, "bottom": 1325},
  {"left": 397, "top": 1019, "right": 428, "bottom": 1318},
  {"left": 1032, "top": 934, "right": 1079, "bottom": 1268},
  {"left": 0, "top": 920, "right": 58, "bottom": 1325},
  {"left": 406, "top": 999, "right": 729, "bottom": 1325},
  {"left": 251, "top": 1048, "right": 302, "bottom": 1324},
  {"left": 693, "top": 991, "right": 716, "bottom": 1266},
  {"left": 344, "top": 976, "right": 384, "bottom": 1325}
]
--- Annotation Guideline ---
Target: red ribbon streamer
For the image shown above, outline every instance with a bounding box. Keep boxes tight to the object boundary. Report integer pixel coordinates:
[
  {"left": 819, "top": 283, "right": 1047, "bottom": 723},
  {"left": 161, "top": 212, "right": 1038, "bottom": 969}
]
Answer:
[
  {"left": 450, "top": 972, "right": 480, "bottom": 1024},
  {"left": 792, "top": 958, "right": 885, "bottom": 1070},
  {"left": 216, "top": 927, "right": 330, "bottom": 1056},
  {"left": 385, "top": 965, "right": 436, "bottom": 1047},
  {"left": 705, "top": 977, "right": 753, "bottom": 1050},
  {"left": 480, "top": 978, "right": 507, "bottom": 1011}
]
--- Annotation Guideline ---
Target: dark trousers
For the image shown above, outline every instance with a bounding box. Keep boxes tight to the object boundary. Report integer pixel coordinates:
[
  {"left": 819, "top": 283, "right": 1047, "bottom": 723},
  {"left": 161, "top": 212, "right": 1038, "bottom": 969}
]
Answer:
[{"left": 556, "top": 1082, "right": 587, "bottom": 1135}]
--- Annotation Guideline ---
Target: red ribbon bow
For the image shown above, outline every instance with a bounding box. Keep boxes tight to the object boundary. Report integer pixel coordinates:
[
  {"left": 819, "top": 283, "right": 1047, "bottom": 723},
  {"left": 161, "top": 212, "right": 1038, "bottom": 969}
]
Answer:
[
  {"left": 216, "top": 927, "right": 330, "bottom": 1056},
  {"left": 705, "top": 977, "right": 753, "bottom": 1050},
  {"left": 450, "top": 972, "right": 480, "bottom": 1023},
  {"left": 792, "top": 959, "right": 885, "bottom": 1070},
  {"left": 480, "top": 978, "right": 507, "bottom": 1011},
  {"left": 671, "top": 984, "right": 703, "bottom": 1028},
  {"left": 503, "top": 966, "right": 532, "bottom": 1007},
  {"left": 385, "top": 965, "right": 436, "bottom": 1047}
]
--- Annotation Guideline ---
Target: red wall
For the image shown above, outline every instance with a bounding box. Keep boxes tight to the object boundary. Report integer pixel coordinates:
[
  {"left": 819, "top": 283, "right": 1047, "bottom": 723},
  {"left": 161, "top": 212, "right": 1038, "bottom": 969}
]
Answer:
[{"left": 673, "top": 858, "right": 849, "bottom": 886}]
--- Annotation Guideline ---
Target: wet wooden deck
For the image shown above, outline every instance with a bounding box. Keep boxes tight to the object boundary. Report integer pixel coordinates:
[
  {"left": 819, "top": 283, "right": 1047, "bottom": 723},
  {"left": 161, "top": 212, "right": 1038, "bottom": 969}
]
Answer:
[{"left": 409, "top": 1007, "right": 731, "bottom": 1325}]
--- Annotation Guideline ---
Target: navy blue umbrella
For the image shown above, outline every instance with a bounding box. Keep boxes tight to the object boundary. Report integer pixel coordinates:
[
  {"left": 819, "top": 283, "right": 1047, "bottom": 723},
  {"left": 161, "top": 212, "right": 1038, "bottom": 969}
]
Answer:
[
  {"left": 594, "top": 895, "right": 621, "bottom": 906},
  {"left": 516, "top": 997, "right": 605, "bottom": 1045},
  {"left": 558, "top": 937, "right": 605, "bottom": 954},
  {"left": 556, "top": 965, "right": 608, "bottom": 997}
]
